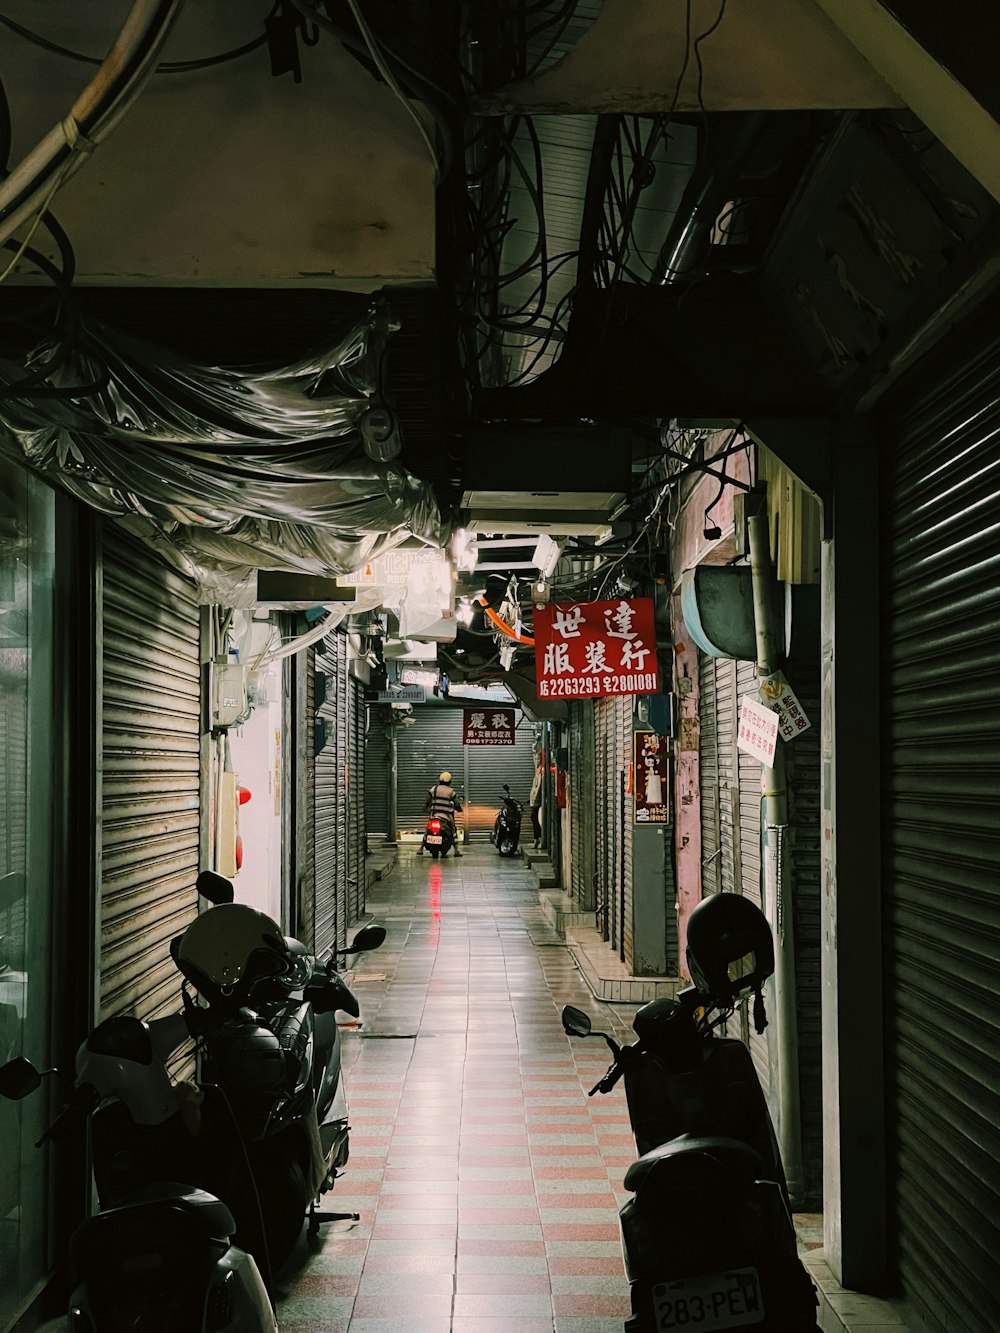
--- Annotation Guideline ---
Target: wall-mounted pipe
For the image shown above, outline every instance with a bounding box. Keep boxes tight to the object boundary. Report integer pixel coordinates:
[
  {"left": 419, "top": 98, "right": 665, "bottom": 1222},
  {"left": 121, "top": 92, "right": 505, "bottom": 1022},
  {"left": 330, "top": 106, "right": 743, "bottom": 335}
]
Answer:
[
  {"left": 0, "top": 0, "right": 187, "bottom": 246},
  {"left": 747, "top": 504, "right": 805, "bottom": 1207}
]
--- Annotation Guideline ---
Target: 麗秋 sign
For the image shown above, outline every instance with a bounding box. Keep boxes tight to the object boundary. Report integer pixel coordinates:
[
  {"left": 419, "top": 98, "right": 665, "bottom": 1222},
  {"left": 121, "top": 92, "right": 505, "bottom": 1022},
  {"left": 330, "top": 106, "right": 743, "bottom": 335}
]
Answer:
[{"left": 463, "top": 707, "right": 516, "bottom": 745}]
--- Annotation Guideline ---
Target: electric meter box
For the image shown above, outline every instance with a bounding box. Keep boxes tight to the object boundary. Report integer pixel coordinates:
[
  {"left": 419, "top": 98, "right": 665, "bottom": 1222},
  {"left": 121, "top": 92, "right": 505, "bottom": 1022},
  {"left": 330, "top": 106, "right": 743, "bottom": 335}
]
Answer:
[{"left": 212, "top": 662, "right": 248, "bottom": 729}]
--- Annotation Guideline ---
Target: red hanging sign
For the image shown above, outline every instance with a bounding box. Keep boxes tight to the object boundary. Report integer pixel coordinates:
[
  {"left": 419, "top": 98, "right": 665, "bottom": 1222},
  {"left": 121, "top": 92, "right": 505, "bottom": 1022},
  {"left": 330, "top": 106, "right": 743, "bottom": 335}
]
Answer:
[{"left": 533, "top": 597, "right": 659, "bottom": 700}]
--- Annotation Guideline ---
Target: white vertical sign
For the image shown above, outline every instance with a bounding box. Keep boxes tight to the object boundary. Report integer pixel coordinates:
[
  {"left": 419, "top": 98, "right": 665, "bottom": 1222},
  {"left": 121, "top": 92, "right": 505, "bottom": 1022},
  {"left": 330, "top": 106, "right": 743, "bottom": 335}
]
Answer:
[{"left": 737, "top": 697, "right": 780, "bottom": 768}]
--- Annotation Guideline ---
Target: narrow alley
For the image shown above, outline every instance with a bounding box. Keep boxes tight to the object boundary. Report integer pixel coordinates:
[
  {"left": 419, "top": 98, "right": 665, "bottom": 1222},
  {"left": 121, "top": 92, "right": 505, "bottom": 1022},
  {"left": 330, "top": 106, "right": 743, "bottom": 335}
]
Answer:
[{"left": 275, "top": 847, "right": 641, "bottom": 1333}]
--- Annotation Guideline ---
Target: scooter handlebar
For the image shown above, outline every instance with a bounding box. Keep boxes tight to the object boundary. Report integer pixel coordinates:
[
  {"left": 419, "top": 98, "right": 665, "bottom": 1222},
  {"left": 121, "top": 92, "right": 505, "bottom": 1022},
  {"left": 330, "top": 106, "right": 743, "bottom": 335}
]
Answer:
[
  {"left": 589, "top": 1061, "right": 626, "bottom": 1097},
  {"left": 36, "top": 1083, "right": 98, "bottom": 1147}
]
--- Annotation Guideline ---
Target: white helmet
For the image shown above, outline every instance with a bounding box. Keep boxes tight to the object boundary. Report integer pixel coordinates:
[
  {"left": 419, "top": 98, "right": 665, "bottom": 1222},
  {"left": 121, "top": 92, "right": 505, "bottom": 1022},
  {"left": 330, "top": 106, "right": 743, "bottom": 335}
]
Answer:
[{"left": 175, "top": 903, "right": 290, "bottom": 1001}]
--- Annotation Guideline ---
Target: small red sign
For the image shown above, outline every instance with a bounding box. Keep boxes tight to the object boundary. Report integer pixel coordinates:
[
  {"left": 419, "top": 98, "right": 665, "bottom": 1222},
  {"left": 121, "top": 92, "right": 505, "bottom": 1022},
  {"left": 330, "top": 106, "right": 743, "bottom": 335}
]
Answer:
[
  {"left": 533, "top": 597, "right": 659, "bottom": 701},
  {"left": 462, "top": 706, "right": 517, "bottom": 745}
]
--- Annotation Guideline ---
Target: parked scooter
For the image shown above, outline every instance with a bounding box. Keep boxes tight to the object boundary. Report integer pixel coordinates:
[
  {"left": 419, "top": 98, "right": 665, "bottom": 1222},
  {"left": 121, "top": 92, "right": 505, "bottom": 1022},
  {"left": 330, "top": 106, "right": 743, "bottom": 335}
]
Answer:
[
  {"left": 422, "top": 814, "right": 456, "bottom": 858},
  {"left": 0, "top": 1013, "right": 278, "bottom": 1332},
  {"left": 171, "top": 871, "right": 386, "bottom": 1271},
  {"left": 562, "top": 893, "right": 820, "bottom": 1332},
  {"left": 491, "top": 784, "right": 523, "bottom": 857}
]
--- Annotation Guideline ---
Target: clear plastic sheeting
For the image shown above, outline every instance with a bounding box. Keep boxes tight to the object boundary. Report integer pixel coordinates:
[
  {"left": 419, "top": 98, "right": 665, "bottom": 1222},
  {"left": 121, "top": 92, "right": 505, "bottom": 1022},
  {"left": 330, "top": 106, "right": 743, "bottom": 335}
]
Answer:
[{"left": 0, "top": 300, "right": 444, "bottom": 603}]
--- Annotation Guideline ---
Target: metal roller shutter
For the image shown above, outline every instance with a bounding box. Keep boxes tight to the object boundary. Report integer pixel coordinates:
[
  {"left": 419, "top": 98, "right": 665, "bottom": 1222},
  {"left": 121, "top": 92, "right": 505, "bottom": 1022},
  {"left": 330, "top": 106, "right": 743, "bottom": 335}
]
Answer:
[
  {"left": 465, "top": 725, "right": 536, "bottom": 836},
  {"left": 396, "top": 705, "right": 534, "bottom": 837},
  {"left": 315, "top": 634, "right": 350, "bottom": 957},
  {"left": 396, "top": 707, "right": 465, "bottom": 835},
  {"left": 620, "top": 698, "right": 634, "bottom": 967},
  {"left": 334, "top": 647, "right": 349, "bottom": 937},
  {"left": 364, "top": 704, "right": 391, "bottom": 839},
  {"left": 594, "top": 699, "right": 612, "bottom": 940},
  {"left": 786, "top": 661, "right": 823, "bottom": 1199},
  {"left": 569, "top": 704, "right": 585, "bottom": 899},
  {"left": 298, "top": 647, "right": 316, "bottom": 949},
  {"left": 99, "top": 525, "right": 201, "bottom": 1040},
  {"left": 715, "top": 659, "right": 739, "bottom": 897},
  {"left": 699, "top": 651, "right": 721, "bottom": 896},
  {"left": 348, "top": 680, "right": 366, "bottom": 922},
  {"left": 736, "top": 658, "right": 767, "bottom": 1087},
  {"left": 879, "top": 309, "right": 1000, "bottom": 1333},
  {"left": 569, "top": 703, "right": 596, "bottom": 909}
]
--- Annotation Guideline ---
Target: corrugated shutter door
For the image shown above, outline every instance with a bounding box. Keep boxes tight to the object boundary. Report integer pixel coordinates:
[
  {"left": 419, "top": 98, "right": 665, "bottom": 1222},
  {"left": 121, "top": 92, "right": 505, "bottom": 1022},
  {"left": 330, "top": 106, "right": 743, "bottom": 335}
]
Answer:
[
  {"left": 569, "top": 703, "right": 595, "bottom": 909},
  {"left": 465, "top": 724, "right": 536, "bottom": 836},
  {"left": 569, "top": 704, "right": 585, "bottom": 899},
  {"left": 100, "top": 525, "right": 201, "bottom": 1033},
  {"left": 594, "top": 699, "right": 611, "bottom": 940},
  {"left": 315, "top": 634, "right": 350, "bottom": 957},
  {"left": 786, "top": 660, "right": 823, "bottom": 1199},
  {"left": 396, "top": 708, "right": 465, "bottom": 834},
  {"left": 348, "top": 680, "right": 366, "bottom": 922},
  {"left": 364, "top": 705, "right": 391, "bottom": 839},
  {"left": 699, "top": 651, "right": 721, "bottom": 895},
  {"left": 879, "top": 308, "right": 1000, "bottom": 1332},
  {"left": 334, "top": 646, "right": 349, "bottom": 937},
  {"left": 715, "top": 659, "right": 739, "bottom": 896},
  {"left": 621, "top": 698, "right": 634, "bottom": 967},
  {"left": 736, "top": 658, "right": 767, "bottom": 1087}
]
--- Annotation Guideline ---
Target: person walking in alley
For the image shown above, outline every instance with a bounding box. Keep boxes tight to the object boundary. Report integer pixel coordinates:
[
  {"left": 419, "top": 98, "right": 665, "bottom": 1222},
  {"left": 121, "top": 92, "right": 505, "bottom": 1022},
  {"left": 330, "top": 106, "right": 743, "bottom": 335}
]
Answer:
[
  {"left": 528, "top": 761, "right": 543, "bottom": 849},
  {"left": 418, "top": 770, "right": 463, "bottom": 855}
]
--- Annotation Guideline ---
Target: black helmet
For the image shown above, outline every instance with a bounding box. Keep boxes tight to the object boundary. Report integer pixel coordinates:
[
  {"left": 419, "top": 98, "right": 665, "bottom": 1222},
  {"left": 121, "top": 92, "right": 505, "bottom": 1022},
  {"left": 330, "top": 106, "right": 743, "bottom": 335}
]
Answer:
[{"left": 685, "top": 893, "right": 774, "bottom": 1010}]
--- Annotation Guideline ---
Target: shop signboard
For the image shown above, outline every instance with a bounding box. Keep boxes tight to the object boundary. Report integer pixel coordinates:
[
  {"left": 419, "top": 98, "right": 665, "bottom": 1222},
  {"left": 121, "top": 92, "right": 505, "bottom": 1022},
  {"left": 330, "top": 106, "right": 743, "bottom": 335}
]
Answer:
[
  {"left": 463, "top": 706, "right": 516, "bottom": 745},
  {"left": 634, "top": 730, "right": 669, "bottom": 824},
  {"left": 533, "top": 597, "right": 659, "bottom": 700}
]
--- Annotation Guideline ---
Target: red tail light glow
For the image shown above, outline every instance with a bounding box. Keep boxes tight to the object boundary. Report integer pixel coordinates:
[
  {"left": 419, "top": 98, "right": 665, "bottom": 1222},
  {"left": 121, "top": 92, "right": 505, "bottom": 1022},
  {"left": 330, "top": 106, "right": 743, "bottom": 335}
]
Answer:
[{"left": 428, "top": 819, "right": 442, "bottom": 833}]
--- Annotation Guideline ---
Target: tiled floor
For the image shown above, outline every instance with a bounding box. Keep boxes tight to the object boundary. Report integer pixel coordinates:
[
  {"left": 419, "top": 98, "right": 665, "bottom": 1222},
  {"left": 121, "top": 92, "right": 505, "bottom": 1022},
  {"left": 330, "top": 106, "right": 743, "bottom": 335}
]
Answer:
[{"left": 275, "top": 846, "right": 641, "bottom": 1332}]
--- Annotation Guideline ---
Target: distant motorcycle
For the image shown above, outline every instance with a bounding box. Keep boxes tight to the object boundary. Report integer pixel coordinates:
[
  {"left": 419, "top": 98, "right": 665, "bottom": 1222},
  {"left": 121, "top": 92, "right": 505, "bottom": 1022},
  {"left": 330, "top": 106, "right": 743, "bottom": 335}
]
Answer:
[
  {"left": 491, "top": 784, "right": 523, "bottom": 857},
  {"left": 422, "top": 815, "right": 457, "bottom": 858}
]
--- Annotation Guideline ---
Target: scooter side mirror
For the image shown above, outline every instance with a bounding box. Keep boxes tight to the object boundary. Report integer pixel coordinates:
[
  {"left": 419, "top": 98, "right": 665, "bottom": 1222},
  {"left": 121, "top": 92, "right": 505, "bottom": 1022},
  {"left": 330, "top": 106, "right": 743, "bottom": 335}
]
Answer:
[
  {"left": 0, "top": 1056, "right": 42, "bottom": 1100},
  {"left": 347, "top": 925, "right": 386, "bottom": 954},
  {"left": 561, "top": 1006, "right": 593, "bottom": 1038},
  {"left": 503, "top": 784, "right": 510, "bottom": 793},
  {"left": 196, "top": 870, "right": 235, "bottom": 905}
]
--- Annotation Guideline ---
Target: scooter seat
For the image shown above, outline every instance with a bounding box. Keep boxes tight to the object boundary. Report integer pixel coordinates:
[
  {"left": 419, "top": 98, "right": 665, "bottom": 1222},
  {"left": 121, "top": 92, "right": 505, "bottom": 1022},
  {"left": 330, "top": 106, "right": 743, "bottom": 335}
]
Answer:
[
  {"left": 624, "top": 1133, "right": 764, "bottom": 1194},
  {"left": 105, "top": 1181, "right": 237, "bottom": 1238}
]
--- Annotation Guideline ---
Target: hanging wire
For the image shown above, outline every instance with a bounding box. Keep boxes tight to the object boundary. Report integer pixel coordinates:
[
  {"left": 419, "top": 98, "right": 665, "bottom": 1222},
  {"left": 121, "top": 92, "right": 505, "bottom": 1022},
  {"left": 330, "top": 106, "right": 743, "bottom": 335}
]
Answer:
[{"left": 0, "top": 6, "right": 280, "bottom": 73}]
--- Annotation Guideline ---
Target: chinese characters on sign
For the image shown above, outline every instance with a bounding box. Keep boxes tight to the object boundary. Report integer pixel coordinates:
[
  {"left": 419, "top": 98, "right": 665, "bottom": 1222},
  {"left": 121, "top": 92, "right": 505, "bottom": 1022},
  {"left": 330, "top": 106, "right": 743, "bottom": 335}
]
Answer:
[
  {"left": 759, "top": 671, "right": 812, "bottom": 741},
  {"left": 737, "top": 697, "right": 780, "bottom": 767},
  {"left": 533, "top": 598, "right": 660, "bottom": 700},
  {"left": 634, "top": 730, "right": 669, "bottom": 824},
  {"left": 462, "top": 706, "right": 516, "bottom": 746}
]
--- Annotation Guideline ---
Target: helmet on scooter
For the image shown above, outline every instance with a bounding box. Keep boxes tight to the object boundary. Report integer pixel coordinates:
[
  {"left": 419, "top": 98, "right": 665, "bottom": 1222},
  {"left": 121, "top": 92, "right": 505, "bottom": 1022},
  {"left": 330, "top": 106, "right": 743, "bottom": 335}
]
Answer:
[
  {"left": 175, "top": 903, "right": 291, "bottom": 1003},
  {"left": 439, "top": 771, "right": 452, "bottom": 783},
  {"left": 685, "top": 892, "right": 774, "bottom": 1009}
]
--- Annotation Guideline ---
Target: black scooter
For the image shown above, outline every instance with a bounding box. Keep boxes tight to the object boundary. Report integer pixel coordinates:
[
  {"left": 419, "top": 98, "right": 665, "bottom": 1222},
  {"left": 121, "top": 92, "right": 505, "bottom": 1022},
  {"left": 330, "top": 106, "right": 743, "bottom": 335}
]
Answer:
[
  {"left": 562, "top": 894, "right": 819, "bottom": 1332},
  {"left": 491, "top": 784, "right": 523, "bottom": 856},
  {"left": 171, "top": 871, "right": 385, "bottom": 1271},
  {"left": 0, "top": 1014, "right": 278, "bottom": 1332}
]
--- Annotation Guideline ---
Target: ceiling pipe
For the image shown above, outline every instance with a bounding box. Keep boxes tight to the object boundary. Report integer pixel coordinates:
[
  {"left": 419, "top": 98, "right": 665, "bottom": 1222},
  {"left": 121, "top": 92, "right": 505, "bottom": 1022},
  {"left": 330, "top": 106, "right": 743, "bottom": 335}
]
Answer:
[
  {"left": 653, "top": 111, "right": 773, "bottom": 285},
  {"left": 0, "top": 0, "right": 187, "bottom": 247}
]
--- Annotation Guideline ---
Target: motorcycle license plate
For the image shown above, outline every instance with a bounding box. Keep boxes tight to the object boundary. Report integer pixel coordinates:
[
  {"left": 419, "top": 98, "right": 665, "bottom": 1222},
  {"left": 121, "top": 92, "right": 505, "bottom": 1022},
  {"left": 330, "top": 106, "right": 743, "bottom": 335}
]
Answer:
[
  {"left": 652, "top": 1268, "right": 764, "bottom": 1330},
  {"left": 426, "top": 835, "right": 443, "bottom": 845}
]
